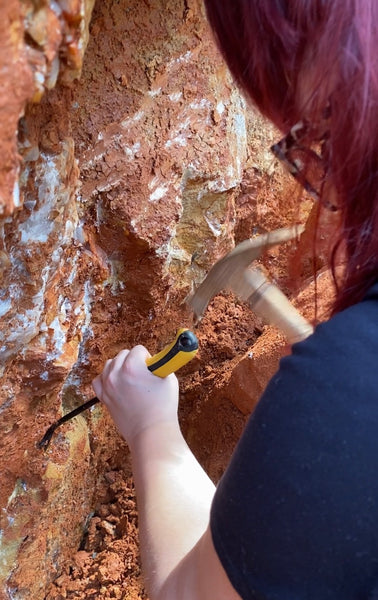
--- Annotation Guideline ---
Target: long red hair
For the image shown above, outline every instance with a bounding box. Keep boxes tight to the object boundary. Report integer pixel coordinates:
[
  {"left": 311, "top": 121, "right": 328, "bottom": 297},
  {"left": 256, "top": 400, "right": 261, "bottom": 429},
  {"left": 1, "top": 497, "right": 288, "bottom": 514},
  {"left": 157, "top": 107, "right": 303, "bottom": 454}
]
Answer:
[{"left": 204, "top": 0, "right": 378, "bottom": 313}]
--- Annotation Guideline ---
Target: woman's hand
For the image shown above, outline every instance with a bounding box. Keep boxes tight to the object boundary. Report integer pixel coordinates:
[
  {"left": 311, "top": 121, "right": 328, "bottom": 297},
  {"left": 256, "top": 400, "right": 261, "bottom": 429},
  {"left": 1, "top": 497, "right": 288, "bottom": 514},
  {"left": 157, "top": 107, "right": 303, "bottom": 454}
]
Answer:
[{"left": 92, "top": 345, "right": 179, "bottom": 446}]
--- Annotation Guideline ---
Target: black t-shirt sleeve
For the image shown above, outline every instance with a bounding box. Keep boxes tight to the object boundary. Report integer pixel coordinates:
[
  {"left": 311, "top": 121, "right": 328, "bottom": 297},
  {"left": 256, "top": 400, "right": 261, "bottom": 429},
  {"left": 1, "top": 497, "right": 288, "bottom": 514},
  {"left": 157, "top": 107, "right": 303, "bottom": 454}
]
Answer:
[{"left": 210, "top": 289, "right": 378, "bottom": 600}]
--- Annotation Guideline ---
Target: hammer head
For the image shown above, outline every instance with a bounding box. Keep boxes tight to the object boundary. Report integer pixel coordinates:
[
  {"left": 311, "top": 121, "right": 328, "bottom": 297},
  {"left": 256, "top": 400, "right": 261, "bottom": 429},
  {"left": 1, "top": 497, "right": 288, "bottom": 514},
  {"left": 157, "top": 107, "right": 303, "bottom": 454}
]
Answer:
[{"left": 187, "top": 225, "right": 304, "bottom": 322}]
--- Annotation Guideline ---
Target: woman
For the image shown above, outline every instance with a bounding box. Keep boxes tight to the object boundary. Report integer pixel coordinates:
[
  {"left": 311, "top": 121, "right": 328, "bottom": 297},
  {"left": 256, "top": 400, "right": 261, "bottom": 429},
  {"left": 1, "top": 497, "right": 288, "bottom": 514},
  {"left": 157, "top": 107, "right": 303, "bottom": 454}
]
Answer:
[{"left": 93, "top": 2, "right": 378, "bottom": 598}]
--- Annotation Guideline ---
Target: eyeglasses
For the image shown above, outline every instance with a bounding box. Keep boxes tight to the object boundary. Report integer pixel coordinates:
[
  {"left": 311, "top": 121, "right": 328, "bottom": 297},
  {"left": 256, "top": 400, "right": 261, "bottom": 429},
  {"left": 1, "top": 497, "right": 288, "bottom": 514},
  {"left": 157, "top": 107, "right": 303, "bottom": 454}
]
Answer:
[{"left": 270, "top": 119, "right": 338, "bottom": 212}]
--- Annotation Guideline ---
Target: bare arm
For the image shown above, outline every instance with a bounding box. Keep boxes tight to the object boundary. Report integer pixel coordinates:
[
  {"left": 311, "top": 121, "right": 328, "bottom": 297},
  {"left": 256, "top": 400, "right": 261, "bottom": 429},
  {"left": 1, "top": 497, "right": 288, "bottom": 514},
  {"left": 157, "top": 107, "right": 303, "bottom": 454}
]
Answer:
[
  {"left": 93, "top": 345, "right": 241, "bottom": 600},
  {"left": 130, "top": 419, "right": 215, "bottom": 595}
]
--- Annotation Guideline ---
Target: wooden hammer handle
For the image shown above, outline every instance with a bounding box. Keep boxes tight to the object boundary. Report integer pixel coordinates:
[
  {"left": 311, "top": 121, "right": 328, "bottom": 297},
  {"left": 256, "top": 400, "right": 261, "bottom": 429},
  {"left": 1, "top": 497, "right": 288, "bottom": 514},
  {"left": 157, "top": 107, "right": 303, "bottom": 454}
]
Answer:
[{"left": 244, "top": 270, "right": 314, "bottom": 344}]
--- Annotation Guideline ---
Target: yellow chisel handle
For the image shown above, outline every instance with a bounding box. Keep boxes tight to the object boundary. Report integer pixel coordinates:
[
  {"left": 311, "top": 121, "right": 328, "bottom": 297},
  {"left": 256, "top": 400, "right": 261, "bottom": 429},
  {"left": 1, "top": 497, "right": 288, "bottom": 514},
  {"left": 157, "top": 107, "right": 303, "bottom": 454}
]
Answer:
[{"left": 146, "top": 328, "right": 199, "bottom": 377}]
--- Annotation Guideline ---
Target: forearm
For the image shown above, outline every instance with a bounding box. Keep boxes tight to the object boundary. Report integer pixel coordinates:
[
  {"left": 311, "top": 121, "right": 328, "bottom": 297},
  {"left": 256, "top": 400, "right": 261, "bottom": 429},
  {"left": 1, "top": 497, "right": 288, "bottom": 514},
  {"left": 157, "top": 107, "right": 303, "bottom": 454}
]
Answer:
[
  {"left": 129, "top": 419, "right": 216, "bottom": 598},
  {"left": 91, "top": 346, "right": 214, "bottom": 597}
]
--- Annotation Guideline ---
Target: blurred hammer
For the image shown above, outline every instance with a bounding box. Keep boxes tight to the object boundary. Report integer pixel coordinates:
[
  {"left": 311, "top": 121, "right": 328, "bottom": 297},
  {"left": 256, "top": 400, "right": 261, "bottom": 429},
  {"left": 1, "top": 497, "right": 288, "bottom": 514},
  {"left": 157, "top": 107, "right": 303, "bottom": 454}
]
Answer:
[{"left": 187, "top": 226, "right": 314, "bottom": 344}]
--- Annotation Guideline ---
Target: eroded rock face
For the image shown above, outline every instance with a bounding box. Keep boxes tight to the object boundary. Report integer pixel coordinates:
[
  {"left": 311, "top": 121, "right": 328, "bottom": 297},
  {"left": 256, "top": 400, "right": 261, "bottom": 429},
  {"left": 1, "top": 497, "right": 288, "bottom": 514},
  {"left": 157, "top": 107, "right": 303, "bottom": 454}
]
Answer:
[
  {"left": 0, "top": 0, "right": 95, "bottom": 217},
  {"left": 0, "top": 0, "right": 335, "bottom": 598},
  {"left": 0, "top": 0, "right": 251, "bottom": 596}
]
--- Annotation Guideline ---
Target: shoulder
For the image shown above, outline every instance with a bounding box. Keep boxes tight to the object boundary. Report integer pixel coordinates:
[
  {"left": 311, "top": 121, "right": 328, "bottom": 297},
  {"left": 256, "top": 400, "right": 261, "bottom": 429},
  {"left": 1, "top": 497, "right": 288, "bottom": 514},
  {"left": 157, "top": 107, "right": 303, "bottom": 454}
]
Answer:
[
  {"left": 264, "top": 285, "right": 378, "bottom": 414},
  {"left": 306, "top": 281, "right": 378, "bottom": 356}
]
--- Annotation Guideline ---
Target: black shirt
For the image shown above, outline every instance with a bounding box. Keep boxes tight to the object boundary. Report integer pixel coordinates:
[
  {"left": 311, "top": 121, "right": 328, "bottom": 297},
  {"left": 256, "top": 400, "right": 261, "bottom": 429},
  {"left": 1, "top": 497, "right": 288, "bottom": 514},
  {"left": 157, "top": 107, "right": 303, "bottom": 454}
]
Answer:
[{"left": 211, "top": 283, "right": 378, "bottom": 599}]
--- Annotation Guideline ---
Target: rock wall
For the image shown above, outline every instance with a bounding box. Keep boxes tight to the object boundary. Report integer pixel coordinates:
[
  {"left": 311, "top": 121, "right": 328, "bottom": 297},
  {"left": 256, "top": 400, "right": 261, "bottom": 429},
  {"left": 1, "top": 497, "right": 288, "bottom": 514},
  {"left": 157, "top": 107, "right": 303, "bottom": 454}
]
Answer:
[{"left": 0, "top": 0, "right": 337, "bottom": 598}]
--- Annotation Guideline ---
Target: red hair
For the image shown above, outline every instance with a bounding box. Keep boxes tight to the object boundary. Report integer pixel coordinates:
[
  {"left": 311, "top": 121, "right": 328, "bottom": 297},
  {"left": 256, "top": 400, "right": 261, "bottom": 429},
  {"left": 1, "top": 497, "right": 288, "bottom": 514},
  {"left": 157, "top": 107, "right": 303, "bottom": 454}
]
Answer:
[{"left": 204, "top": 0, "right": 378, "bottom": 313}]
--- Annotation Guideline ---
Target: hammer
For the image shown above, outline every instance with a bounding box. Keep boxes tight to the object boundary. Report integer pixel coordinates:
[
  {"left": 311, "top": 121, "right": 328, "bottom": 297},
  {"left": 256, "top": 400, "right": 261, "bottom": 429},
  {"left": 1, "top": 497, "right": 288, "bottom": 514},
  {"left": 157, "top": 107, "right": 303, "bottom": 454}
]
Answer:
[{"left": 187, "top": 226, "right": 314, "bottom": 344}]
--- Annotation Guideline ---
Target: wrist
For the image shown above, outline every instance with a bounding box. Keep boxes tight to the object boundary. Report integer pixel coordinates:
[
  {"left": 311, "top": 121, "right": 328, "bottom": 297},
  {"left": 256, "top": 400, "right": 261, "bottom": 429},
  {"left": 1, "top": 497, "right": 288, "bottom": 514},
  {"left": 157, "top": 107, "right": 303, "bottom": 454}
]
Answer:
[{"left": 128, "top": 418, "right": 186, "bottom": 460}]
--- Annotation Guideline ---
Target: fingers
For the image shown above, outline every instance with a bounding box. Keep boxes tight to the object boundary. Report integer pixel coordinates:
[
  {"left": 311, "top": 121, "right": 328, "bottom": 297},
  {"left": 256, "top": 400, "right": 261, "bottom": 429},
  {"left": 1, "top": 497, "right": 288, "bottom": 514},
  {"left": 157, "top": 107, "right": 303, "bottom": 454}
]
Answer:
[
  {"left": 92, "top": 351, "right": 129, "bottom": 400},
  {"left": 107, "top": 345, "right": 150, "bottom": 373},
  {"left": 111, "top": 346, "right": 151, "bottom": 379},
  {"left": 112, "top": 348, "right": 130, "bottom": 371},
  {"left": 92, "top": 345, "right": 151, "bottom": 402},
  {"left": 100, "top": 349, "right": 130, "bottom": 381}
]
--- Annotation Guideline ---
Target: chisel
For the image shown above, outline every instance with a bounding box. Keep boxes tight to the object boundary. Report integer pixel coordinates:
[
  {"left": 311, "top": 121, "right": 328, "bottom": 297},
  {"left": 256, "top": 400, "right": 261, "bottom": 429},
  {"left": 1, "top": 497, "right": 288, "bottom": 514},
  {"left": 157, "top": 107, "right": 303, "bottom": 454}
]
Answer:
[{"left": 38, "top": 328, "right": 198, "bottom": 450}]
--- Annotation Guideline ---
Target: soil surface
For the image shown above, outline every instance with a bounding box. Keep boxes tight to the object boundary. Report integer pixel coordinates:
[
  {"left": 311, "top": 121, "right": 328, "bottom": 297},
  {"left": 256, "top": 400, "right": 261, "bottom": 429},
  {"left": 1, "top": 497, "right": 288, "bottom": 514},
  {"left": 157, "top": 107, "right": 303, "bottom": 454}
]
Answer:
[{"left": 46, "top": 459, "right": 146, "bottom": 600}]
